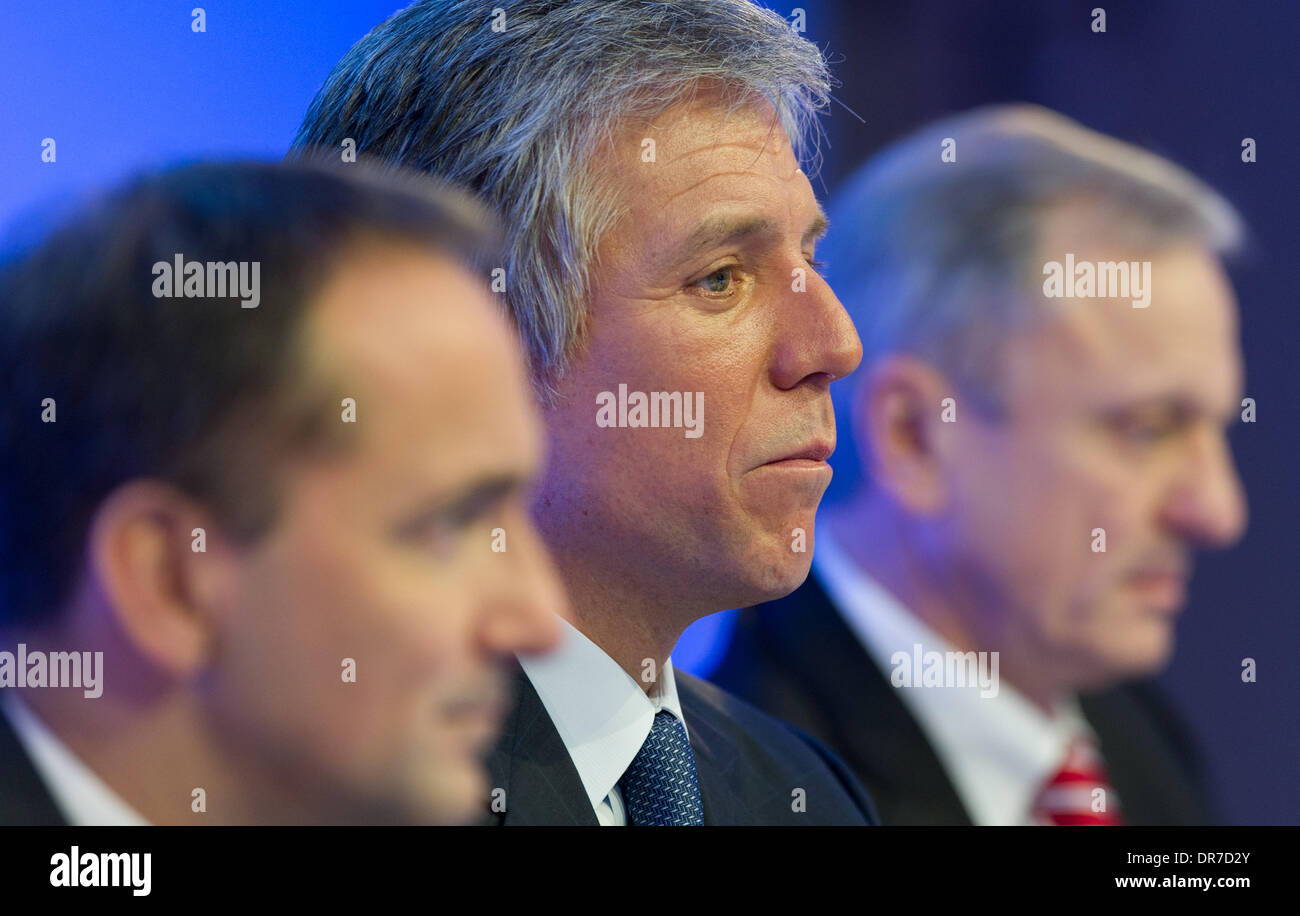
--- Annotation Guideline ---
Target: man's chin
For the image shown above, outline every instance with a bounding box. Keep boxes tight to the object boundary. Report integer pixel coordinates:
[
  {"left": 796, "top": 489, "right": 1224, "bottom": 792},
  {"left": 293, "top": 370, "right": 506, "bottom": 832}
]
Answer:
[
  {"left": 1122, "top": 636, "right": 1176, "bottom": 679},
  {"left": 739, "top": 544, "right": 815, "bottom": 606},
  {"left": 399, "top": 761, "right": 489, "bottom": 825},
  {"left": 1078, "top": 627, "right": 1177, "bottom": 687}
]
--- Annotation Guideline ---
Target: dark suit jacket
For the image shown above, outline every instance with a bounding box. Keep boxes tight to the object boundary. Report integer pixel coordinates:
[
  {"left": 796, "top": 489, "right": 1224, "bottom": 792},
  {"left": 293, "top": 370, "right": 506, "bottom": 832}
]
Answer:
[
  {"left": 710, "top": 574, "right": 1217, "bottom": 826},
  {"left": 0, "top": 704, "right": 67, "bottom": 825},
  {"left": 483, "top": 661, "right": 879, "bottom": 825}
]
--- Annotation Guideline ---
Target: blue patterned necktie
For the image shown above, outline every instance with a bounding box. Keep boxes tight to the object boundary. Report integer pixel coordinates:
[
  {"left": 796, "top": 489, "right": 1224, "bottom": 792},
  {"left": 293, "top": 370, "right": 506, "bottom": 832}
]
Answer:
[{"left": 618, "top": 709, "right": 705, "bottom": 826}]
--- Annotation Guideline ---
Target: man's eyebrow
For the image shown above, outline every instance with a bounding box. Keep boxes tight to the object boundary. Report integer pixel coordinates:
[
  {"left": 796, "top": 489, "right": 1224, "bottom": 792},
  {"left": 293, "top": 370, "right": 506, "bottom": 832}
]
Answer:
[
  {"left": 444, "top": 474, "right": 525, "bottom": 515},
  {"left": 667, "top": 208, "right": 830, "bottom": 268},
  {"left": 1099, "top": 392, "right": 1241, "bottom": 425},
  {"left": 804, "top": 210, "right": 829, "bottom": 245},
  {"left": 675, "top": 215, "right": 774, "bottom": 264}
]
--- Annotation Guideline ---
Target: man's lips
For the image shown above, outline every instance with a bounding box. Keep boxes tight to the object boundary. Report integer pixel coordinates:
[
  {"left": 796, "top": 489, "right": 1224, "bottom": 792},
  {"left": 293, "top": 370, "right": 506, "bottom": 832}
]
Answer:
[
  {"left": 1126, "top": 568, "right": 1189, "bottom": 610},
  {"left": 759, "top": 440, "right": 835, "bottom": 467},
  {"left": 440, "top": 678, "right": 510, "bottom": 747}
]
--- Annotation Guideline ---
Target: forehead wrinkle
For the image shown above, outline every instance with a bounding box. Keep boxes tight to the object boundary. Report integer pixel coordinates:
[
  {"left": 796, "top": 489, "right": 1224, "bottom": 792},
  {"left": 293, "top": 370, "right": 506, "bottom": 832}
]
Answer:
[
  {"left": 655, "top": 136, "right": 789, "bottom": 165},
  {"left": 657, "top": 168, "right": 790, "bottom": 206},
  {"left": 641, "top": 126, "right": 797, "bottom": 178},
  {"left": 651, "top": 140, "right": 800, "bottom": 187}
]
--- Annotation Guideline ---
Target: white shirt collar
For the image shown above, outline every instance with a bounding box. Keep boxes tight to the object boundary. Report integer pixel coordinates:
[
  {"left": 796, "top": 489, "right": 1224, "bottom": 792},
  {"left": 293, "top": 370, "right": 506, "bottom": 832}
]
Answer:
[
  {"left": 1, "top": 692, "right": 150, "bottom": 826},
  {"left": 814, "top": 524, "right": 1094, "bottom": 826},
  {"left": 517, "top": 615, "right": 685, "bottom": 816}
]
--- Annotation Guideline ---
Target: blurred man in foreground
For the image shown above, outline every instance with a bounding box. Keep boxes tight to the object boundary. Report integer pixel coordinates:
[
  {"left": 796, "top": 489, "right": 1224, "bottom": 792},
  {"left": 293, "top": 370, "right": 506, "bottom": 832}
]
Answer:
[
  {"left": 0, "top": 161, "right": 562, "bottom": 825},
  {"left": 714, "top": 105, "right": 1247, "bottom": 825}
]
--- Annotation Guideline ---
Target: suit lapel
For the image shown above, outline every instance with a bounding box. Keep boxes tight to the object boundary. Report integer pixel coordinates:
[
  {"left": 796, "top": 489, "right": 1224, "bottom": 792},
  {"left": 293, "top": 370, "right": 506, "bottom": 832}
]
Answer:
[
  {"left": 484, "top": 662, "right": 598, "bottom": 826},
  {"left": 1081, "top": 687, "right": 1212, "bottom": 825},
  {"left": 756, "top": 576, "right": 973, "bottom": 825},
  {"left": 0, "top": 703, "right": 65, "bottom": 825}
]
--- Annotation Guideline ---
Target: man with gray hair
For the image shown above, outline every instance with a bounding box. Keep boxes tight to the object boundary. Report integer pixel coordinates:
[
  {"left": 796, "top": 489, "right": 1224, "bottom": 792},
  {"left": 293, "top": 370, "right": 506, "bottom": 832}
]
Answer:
[
  {"left": 293, "top": 0, "right": 874, "bottom": 824},
  {"left": 714, "top": 104, "right": 1247, "bottom": 825}
]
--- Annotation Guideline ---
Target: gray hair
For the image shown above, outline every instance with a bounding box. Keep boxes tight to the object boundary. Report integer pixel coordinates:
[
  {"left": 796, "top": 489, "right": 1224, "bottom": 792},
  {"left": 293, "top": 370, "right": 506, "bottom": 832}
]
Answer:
[
  {"left": 822, "top": 103, "right": 1244, "bottom": 499},
  {"left": 291, "top": 0, "right": 832, "bottom": 401}
]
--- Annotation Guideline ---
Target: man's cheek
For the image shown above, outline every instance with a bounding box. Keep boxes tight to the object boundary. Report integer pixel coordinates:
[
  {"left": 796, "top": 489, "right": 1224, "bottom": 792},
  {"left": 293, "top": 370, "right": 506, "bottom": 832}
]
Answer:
[{"left": 317, "top": 666, "right": 421, "bottom": 766}]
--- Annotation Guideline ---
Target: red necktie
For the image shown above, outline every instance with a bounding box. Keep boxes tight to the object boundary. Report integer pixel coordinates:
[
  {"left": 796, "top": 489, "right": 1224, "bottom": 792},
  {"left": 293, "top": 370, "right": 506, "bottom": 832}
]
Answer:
[{"left": 1032, "top": 737, "right": 1125, "bottom": 825}]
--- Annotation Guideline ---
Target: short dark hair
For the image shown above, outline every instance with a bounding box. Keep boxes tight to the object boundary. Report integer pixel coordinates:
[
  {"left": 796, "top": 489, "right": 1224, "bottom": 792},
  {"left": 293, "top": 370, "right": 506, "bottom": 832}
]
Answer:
[{"left": 0, "top": 160, "right": 500, "bottom": 627}]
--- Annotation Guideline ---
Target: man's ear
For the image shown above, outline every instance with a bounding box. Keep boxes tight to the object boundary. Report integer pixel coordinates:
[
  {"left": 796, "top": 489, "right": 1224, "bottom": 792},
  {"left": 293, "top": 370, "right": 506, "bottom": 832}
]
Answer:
[
  {"left": 852, "top": 355, "right": 960, "bottom": 516},
  {"left": 85, "top": 480, "right": 239, "bottom": 678}
]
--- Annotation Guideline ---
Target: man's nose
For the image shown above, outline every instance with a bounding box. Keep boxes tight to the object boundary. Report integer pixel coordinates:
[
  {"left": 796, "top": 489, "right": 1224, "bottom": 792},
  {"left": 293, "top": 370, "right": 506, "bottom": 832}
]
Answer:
[
  {"left": 1160, "top": 427, "right": 1248, "bottom": 549},
  {"left": 769, "top": 263, "right": 862, "bottom": 390},
  {"left": 479, "top": 518, "right": 565, "bottom": 657}
]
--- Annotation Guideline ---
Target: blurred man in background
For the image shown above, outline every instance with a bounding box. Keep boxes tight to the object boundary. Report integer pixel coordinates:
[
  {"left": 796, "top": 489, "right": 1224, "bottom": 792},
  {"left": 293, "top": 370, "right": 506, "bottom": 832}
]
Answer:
[
  {"left": 714, "top": 104, "right": 1247, "bottom": 825},
  {"left": 0, "top": 161, "right": 562, "bottom": 825}
]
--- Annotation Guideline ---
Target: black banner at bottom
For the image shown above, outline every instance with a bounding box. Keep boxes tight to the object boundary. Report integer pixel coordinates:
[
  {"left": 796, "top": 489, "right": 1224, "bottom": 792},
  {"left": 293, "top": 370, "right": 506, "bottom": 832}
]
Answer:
[{"left": 0, "top": 825, "right": 1284, "bottom": 902}]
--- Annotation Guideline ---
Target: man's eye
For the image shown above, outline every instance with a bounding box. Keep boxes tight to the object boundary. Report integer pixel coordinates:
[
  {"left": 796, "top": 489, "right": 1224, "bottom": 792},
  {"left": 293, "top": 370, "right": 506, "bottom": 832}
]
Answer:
[
  {"left": 1126, "top": 424, "right": 1170, "bottom": 443},
  {"left": 409, "top": 511, "right": 482, "bottom": 559},
  {"left": 443, "top": 496, "right": 504, "bottom": 533},
  {"left": 694, "top": 266, "right": 737, "bottom": 295},
  {"left": 1114, "top": 417, "right": 1182, "bottom": 444},
  {"left": 395, "top": 500, "right": 495, "bottom": 548},
  {"left": 807, "top": 257, "right": 827, "bottom": 274}
]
